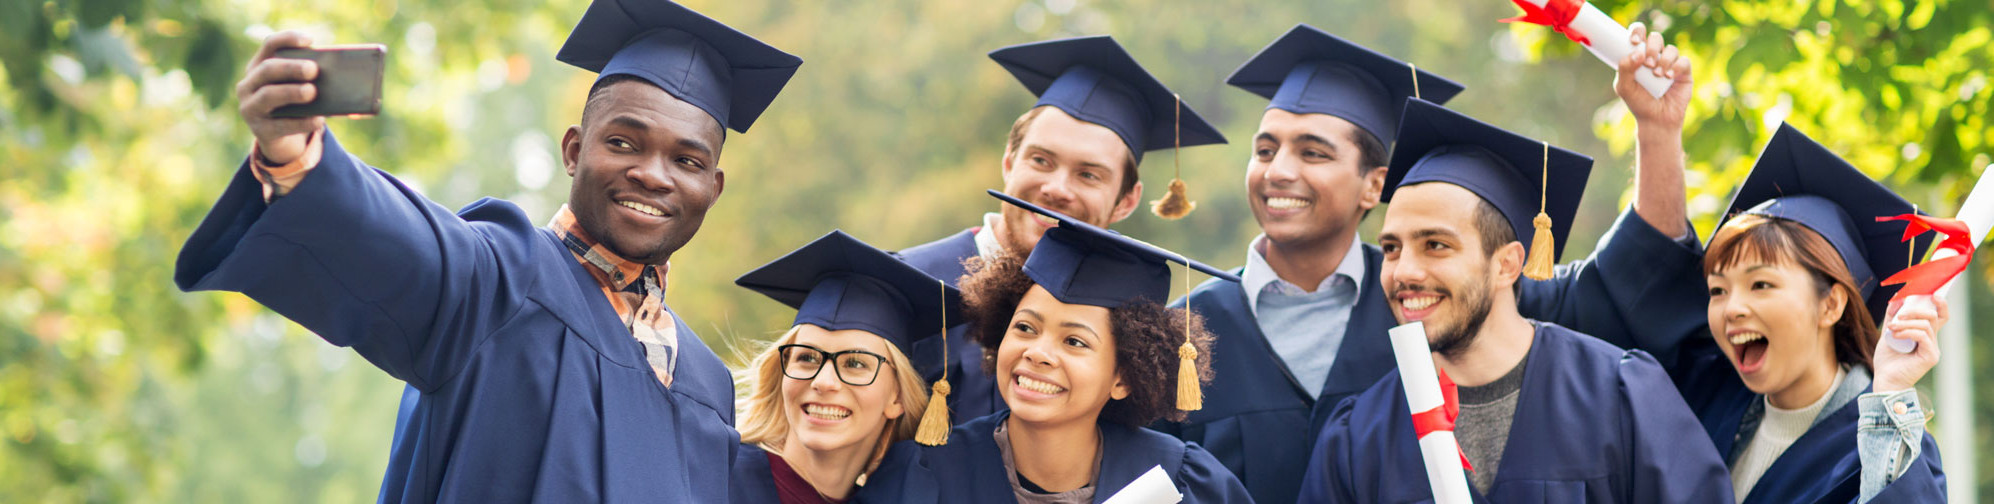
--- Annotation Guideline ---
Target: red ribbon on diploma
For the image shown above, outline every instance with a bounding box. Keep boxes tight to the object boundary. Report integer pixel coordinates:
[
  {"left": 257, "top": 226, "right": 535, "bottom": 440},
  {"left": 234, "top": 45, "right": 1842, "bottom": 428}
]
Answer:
[
  {"left": 1410, "top": 368, "right": 1473, "bottom": 471},
  {"left": 1502, "top": 0, "right": 1592, "bottom": 46},
  {"left": 1876, "top": 214, "right": 1976, "bottom": 303}
]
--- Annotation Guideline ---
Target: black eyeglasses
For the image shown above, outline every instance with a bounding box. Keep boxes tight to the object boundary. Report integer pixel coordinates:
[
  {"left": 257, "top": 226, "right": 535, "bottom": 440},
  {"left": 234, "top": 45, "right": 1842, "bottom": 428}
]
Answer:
[{"left": 777, "top": 344, "right": 893, "bottom": 386}]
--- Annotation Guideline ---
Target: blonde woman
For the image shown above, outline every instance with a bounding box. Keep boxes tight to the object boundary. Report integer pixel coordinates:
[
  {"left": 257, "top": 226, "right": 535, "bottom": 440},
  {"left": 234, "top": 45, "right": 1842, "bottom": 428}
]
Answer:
[{"left": 731, "top": 231, "right": 960, "bottom": 504}]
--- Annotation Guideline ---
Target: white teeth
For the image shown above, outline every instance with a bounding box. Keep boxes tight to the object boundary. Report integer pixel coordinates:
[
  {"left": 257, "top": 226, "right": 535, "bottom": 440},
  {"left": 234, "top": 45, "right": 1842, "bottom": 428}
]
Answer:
[
  {"left": 1401, "top": 296, "right": 1439, "bottom": 310},
  {"left": 618, "top": 200, "right": 663, "bottom": 217},
  {"left": 1265, "top": 197, "right": 1311, "bottom": 210},
  {"left": 1031, "top": 213, "right": 1058, "bottom": 227},
  {"left": 1016, "top": 375, "right": 1066, "bottom": 395},
  {"left": 804, "top": 404, "right": 851, "bottom": 420},
  {"left": 1728, "top": 332, "right": 1767, "bottom": 345}
]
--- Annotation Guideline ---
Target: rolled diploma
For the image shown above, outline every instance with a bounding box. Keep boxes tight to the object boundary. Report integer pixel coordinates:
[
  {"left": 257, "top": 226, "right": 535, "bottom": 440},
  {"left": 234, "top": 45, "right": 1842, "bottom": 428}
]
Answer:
[
  {"left": 1518, "top": 0, "right": 1672, "bottom": 98},
  {"left": 1102, "top": 465, "right": 1182, "bottom": 504},
  {"left": 1389, "top": 322, "right": 1474, "bottom": 504},
  {"left": 1884, "top": 167, "right": 1994, "bottom": 352}
]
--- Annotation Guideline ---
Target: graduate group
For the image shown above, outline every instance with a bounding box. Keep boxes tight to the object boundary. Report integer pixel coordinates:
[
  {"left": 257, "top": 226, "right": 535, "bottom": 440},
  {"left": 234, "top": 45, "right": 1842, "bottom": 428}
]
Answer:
[{"left": 177, "top": 0, "right": 1955, "bottom": 502}]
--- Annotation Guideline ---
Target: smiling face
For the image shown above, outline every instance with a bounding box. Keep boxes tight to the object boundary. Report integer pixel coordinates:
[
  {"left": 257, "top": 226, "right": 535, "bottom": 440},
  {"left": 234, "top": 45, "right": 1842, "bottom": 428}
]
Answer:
[
  {"left": 561, "top": 78, "right": 727, "bottom": 264},
  {"left": 994, "top": 285, "right": 1128, "bottom": 428},
  {"left": 997, "top": 107, "right": 1143, "bottom": 254},
  {"left": 1702, "top": 215, "right": 1869, "bottom": 402},
  {"left": 778, "top": 325, "right": 906, "bottom": 455},
  {"left": 1246, "top": 109, "right": 1387, "bottom": 248},
  {"left": 1377, "top": 183, "right": 1522, "bottom": 357}
]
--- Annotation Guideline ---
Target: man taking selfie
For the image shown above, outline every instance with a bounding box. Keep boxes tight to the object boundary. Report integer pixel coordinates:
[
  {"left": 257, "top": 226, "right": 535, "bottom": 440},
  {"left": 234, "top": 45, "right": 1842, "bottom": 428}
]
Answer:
[{"left": 172, "top": 0, "right": 799, "bottom": 501}]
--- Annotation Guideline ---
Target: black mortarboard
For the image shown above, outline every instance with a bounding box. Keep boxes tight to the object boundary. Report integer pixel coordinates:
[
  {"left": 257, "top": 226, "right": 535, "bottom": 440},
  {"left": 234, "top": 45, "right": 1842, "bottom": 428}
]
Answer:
[
  {"left": 555, "top": 0, "right": 802, "bottom": 133},
  {"left": 1383, "top": 99, "right": 1594, "bottom": 263},
  {"left": 1227, "top": 24, "right": 1465, "bottom": 146},
  {"left": 988, "top": 36, "right": 1226, "bottom": 162},
  {"left": 985, "top": 190, "right": 1238, "bottom": 308},
  {"left": 1721, "top": 123, "right": 1934, "bottom": 322},
  {"left": 735, "top": 231, "right": 961, "bottom": 355}
]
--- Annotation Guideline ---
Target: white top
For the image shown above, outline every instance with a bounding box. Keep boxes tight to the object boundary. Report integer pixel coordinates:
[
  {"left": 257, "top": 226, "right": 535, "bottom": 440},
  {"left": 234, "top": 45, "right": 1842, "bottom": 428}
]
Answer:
[
  {"left": 1731, "top": 366, "right": 1847, "bottom": 501},
  {"left": 972, "top": 212, "right": 1005, "bottom": 261}
]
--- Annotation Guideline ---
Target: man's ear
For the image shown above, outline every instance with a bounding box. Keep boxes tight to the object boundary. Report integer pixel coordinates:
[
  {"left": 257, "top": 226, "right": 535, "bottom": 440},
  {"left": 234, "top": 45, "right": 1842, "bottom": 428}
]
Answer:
[
  {"left": 1108, "top": 180, "right": 1144, "bottom": 224},
  {"left": 562, "top": 125, "right": 583, "bottom": 177},
  {"left": 1358, "top": 165, "right": 1388, "bottom": 211},
  {"left": 1000, "top": 146, "right": 1018, "bottom": 179},
  {"left": 1491, "top": 240, "right": 1527, "bottom": 291}
]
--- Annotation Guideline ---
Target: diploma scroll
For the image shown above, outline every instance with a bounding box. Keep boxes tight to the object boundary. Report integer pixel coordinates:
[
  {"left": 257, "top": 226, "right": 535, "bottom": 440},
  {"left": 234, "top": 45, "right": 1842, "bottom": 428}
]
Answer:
[
  {"left": 1506, "top": 0, "right": 1672, "bottom": 98},
  {"left": 1389, "top": 322, "right": 1474, "bottom": 504},
  {"left": 1881, "top": 167, "right": 1994, "bottom": 352},
  {"left": 1102, "top": 465, "right": 1182, "bottom": 504}
]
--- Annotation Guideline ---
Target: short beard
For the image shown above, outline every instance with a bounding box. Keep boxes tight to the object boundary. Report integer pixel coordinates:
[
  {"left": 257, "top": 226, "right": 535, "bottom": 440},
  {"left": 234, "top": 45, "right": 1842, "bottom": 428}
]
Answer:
[{"left": 1419, "top": 272, "right": 1494, "bottom": 360}]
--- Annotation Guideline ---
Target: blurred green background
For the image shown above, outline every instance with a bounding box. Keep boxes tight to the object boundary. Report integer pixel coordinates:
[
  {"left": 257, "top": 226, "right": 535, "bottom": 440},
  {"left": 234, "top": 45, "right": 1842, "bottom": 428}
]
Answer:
[{"left": 3, "top": 0, "right": 1992, "bottom": 501}]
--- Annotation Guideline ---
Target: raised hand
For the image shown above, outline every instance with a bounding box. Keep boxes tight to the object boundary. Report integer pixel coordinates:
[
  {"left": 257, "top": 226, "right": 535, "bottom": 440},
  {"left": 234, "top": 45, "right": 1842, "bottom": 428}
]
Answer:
[
  {"left": 1616, "top": 22, "right": 1693, "bottom": 131},
  {"left": 1873, "top": 295, "right": 1948, "bottom": 393},
  {"left": 235, "top": 31, "right": 325, "bottom": 166}
]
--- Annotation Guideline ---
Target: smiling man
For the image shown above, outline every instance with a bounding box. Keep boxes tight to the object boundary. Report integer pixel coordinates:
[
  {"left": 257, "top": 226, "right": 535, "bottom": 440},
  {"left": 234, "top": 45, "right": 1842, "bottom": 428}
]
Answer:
[
  {"left": 1296, "top": 100, "right": 1729, "bottom": 503},
  {"left": 897, "top": 35, "right": 1225, "bottom": 424},
  {"left": 173, "top": 1, "right": 798, "bottom": 501}
]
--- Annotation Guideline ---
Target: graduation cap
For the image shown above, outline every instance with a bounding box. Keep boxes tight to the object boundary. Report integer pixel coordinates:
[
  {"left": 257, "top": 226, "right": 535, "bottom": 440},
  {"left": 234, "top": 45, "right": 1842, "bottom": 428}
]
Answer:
[
  {"left": 1383, "top": 99, "right": 1594, "bottom": 279},
  {"left": 1227, "top": 24, "right": 1465, "bottom": 146},
  {"left": 988, "top": 36, "right": 1227, "bottom": 163},
  {"left": 1720, "top": 123, "right": 1934, "bottom": 323},
  {"left": 735, "top": 230, "right": 964, "bottom": 445},
  {"left": 991, "top": 36, "right": 1228, "bottom": 220},
  {"left": 555, "top": 0, "right": 802, "bottom": 133},
  {"left": 987, "top": 188, "right": 1238, "bottom": 411}
]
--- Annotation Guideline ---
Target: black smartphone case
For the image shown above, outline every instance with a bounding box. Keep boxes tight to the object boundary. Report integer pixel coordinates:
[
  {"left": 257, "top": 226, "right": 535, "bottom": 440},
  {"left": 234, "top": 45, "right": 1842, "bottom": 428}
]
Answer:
[{"left": 271, "top": 45, "right": 386, "bottom": 118}]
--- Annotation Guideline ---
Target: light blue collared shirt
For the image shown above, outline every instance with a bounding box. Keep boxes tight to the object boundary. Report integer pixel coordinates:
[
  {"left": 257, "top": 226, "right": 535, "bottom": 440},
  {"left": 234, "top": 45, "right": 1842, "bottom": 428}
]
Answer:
[{"left": 1240, "top": 233, "right": 1366, "bottom": 399}]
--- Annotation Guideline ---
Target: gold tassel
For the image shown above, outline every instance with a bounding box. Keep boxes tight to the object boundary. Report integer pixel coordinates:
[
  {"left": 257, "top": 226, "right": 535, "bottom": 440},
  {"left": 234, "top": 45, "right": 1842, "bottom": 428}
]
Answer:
[
  {"left": 1149, "top": 93, "right": 1195, "bottom": 220},
  {"left": 1151, "top": 179, "right": 1195, "bottom": 220},
  {"left": 1176, "top": 340, "right": 1202, "bottom": 411},
  {"left": 1521, "top": 141, "right": 1554, "bottom": 280},
  {"left": 1524, "top": 212, "right": 1555, "bottom": 280},
  {"left": 914, "top": 379, "right": 951, "bottom": 446},
  {"left": 915, "top": 278, "right": 952, "bottom": 446}
]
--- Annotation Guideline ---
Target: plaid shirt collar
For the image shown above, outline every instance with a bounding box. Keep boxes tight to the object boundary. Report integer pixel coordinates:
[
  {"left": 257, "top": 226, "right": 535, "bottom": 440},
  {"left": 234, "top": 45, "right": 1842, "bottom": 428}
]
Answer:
[
  {"left": 547, "top": 205, "right": 678, "bottom": 387},
  {"left": 547, "top": 205, "right": 666, "bottom": 291}
]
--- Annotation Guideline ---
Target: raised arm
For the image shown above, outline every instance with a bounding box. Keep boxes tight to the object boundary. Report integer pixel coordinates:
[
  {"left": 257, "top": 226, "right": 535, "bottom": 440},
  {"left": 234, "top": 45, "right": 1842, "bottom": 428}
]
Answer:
[
  {"left": 1516, "top": 24, "right": 1706, "bottom": 365},
  {"left": 176, "top": 31, "right": 533, "bottom": 391}
]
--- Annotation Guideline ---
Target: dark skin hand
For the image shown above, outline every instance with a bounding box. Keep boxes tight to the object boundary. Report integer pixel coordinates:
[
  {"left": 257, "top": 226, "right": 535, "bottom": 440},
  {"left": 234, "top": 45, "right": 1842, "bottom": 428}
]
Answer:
[{"left": 561, "top": 79, "right": 727, "bottom": 265}]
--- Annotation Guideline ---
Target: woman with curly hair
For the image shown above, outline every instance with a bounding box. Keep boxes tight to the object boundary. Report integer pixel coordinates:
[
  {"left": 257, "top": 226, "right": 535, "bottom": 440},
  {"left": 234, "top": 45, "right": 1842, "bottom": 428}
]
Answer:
[
  {"left": 730, "top": 231, "right": 961, "bottom": 504},
  {"left": 862, "top": 193, "right": 1252, "bottom": 503}
]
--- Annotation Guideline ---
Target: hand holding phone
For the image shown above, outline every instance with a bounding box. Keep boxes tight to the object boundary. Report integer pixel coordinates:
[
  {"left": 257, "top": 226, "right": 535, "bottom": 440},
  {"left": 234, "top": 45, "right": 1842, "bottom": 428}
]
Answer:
[
  {"left": 235, "top": 32, "right": 386, "bottom": 165},
  {"left": 270, "top": 44, "right": 386, "bottom": 118}
]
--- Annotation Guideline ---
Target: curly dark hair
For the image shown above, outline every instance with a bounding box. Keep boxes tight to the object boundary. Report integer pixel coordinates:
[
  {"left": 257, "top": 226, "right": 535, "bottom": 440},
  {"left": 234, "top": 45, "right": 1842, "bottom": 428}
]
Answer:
[{"left": 957, "top": 252, "right": 1217, "bottom": 426}]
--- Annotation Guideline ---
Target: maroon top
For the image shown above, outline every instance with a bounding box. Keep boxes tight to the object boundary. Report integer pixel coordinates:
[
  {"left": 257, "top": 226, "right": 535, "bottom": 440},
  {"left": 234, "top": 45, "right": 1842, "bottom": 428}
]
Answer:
[{"left": 768, "top": 452, "right": 850, "bottom": 504}]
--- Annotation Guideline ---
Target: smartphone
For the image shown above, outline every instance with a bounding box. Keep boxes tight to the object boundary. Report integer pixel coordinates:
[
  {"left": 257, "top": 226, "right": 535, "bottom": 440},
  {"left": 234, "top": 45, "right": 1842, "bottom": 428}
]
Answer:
[{"left": 270, "top": 44, "right": 387, "bottom": 118}]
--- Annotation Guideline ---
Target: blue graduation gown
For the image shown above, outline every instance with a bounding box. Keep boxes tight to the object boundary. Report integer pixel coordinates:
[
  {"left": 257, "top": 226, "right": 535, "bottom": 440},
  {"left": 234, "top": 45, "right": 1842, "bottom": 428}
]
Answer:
[
  {"left": 862, "top": 413, "right": 1252, "bottom": 503},
  {"left": 1670, "top": 340, "right": 1946, "bottom": 503},
  {"left": 1156, "top": 210, "right": 1699, "bottom": 504},
  {"left": 175, "top": 130, "right": 740, "bottom": 503},
  {"left": 730, "top": 443, "right": 782, "bottom": 504},
  {"left": 1297, "top": 323, "right": 1732, "bottom": 503},
  {"left": 899, "top": 228, "right": 1008, "bottom": 423}
]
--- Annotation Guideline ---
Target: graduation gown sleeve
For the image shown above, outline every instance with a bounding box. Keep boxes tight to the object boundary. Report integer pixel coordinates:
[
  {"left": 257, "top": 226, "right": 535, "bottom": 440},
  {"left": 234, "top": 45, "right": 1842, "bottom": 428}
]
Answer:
[
  {"left": 1516, "top": 208, "right": 1708, "bottom": 365},
  {"left": 176, "top": 129, "right": 522, "bottom": 391},
  {"left": 731, "top": 443, "right": 781, "bottom": 504},
  {"left": 1617, "top": 347, "right": 1737, "bottom": 504}
]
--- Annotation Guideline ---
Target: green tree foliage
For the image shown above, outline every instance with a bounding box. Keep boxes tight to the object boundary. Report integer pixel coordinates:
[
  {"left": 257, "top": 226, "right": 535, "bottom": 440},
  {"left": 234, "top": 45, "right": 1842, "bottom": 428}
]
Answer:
[{"left": 2, "top": 0, "right": 1988, "bottom": 501}]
